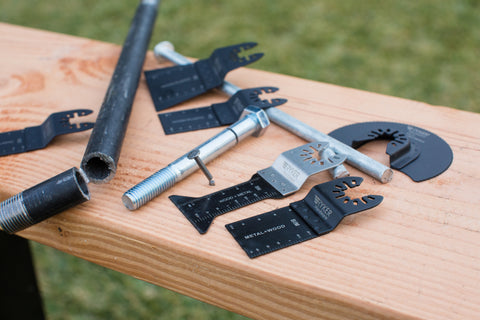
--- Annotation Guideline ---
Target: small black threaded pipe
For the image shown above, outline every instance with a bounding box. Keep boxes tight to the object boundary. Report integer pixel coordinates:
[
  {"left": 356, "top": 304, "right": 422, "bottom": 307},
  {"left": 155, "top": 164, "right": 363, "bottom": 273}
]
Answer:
[{"left": 0, "top": 167, "right": 90, "bottom": 234}]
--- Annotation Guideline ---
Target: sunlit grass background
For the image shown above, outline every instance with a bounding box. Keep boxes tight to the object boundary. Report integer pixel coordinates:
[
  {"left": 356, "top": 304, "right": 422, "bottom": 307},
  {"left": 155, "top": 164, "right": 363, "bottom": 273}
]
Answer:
[{"left": 1, "top": 0, "right": 479, "bottom": 319}]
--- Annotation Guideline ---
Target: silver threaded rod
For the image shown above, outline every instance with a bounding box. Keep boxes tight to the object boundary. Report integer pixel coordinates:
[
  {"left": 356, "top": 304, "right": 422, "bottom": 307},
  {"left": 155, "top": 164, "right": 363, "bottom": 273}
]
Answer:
[{"left": 122, "top": 165, "right": 178, "bottom": 210}]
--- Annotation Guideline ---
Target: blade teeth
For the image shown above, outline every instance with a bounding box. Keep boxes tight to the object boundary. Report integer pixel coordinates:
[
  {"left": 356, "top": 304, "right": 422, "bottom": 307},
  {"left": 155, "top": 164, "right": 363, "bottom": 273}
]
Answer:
[
  {"left": 264, "top": 87, "right": 277, "bottom": 93},
  {"left": 362, "top": 195, "right": 373, "bottom": 203},
  {"left": 272, "top": 98, "right": 288, "bottom": 106},
  {"left": 250, "top": 88, "right": 263, "bottom": 95},
  {"left": 363, "top": 195, "right": 383, "bottom": 205},
  {"left": 76, "top": 109, "right": 94, "bottom": 116},
  {"left": 247, "top": 52, "right": 264, "bottom": 62},
  {"left": 56, "top": 111, "right": 75, "bottom": 118},
  {"left": 239, "top": 42, "right": 258, "bottom": 50},
  {"left": 220, "top": 42, "right": 256, "bottom": 56},
  {"left": 57, "top": 109, "right": 93, "bottom": 118}
]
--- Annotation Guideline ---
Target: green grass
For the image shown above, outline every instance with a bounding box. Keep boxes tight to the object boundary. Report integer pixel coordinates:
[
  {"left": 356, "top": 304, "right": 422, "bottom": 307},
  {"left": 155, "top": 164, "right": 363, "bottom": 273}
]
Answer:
[
  {"left": 2, "top": 0, "right": 478, "bottom": 113},
  {"left": 31, "top": 242, "right": 246, "bottom": 320},
  {"left": 2, "top": 0, "right": 479, "bottom": 319}
]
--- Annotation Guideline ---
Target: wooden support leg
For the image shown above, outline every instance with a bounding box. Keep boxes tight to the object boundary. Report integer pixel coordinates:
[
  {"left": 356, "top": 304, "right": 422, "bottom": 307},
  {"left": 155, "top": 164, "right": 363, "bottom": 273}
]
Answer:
[{"left": 0, "top": 232, "right": 45, "bottom": 320}]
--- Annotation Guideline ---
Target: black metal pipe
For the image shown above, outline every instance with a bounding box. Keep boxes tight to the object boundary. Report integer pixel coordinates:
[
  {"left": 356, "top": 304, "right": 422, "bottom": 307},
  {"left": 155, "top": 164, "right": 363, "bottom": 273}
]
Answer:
[
  {"left": 0, "top": 167, "right": 90, "bottom": 234},
  {"left": 81, "top": 0, "right": 160, "bottom": 183}
]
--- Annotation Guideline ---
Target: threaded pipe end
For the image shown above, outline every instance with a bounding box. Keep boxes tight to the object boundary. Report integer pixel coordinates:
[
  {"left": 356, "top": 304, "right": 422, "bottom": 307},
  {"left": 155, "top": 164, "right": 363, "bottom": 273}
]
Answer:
[
  {"left": 0, "top": 193, "right": 33, "bottom": 234},
  {"left": 122, "top": 167, "right": 178, "bottom": 210}
]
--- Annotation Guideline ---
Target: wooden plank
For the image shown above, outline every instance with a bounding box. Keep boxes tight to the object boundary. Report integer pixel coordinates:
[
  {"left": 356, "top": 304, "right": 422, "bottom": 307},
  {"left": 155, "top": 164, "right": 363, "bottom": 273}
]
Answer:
[{"left": 1, "top": 22, "right": 479, "bottom": 320}]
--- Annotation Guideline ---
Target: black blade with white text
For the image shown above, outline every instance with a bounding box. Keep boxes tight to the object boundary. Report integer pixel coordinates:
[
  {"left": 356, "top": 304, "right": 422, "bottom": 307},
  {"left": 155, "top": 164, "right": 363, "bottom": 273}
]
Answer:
[
  {"left": 145, "top": 42, "right": 264, "bottom": 111},
  {"left": 158, "top": 87, "right": 287, "bottom": 135},
  {"left": 169, "top": 174, "right": 283, "bottom": 234},
  {"left": 0, "top": 109, "right": 93, "bottom": 157},
  {"left": 226, "top": 177, "right": 383, "bottom": 258},
  {"left": 159, "top": 107, "right": 220, "bottom": 134},
  {"left": 226, "top": 206, "right": 318, "bottom": 258}
]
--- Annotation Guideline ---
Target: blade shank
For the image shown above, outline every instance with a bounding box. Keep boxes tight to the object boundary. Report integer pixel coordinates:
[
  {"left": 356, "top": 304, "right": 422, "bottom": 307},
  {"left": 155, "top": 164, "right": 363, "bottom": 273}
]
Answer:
[{"left": 159, "top": 107, "right": 221, "bottom": 134}]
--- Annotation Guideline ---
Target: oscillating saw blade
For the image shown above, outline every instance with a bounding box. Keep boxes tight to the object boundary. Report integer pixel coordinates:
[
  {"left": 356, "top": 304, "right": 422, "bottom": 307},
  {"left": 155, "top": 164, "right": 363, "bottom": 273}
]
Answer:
[
  {"left": 145, "top": 42, "right": 264, "bottom": 111},
  {"left": 329, "top": 121, "right": 453, "bottom": 182},
  {"left": 169, "top": 174, "right": 283, "bottom": 234},
  {"left": 226, "top": 177, "right": 383, "bottom": 258},
  {"left": 158, "top": 87, "right": 287, "bottom": 135}
]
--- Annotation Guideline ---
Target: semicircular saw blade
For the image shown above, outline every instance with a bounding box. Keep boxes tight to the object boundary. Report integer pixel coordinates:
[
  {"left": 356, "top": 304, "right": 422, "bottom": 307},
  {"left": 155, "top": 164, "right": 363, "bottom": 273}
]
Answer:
[{"left": 328, "top": 122, "right": 453, "bottom": 182}]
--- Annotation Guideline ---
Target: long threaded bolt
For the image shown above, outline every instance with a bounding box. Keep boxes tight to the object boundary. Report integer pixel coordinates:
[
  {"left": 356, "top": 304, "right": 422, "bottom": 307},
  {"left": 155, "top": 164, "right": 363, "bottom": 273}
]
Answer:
[
  {"left": 153, "top": 41, "right": 393, "bottom": 183},
  {"left": 0, "top": 167, "right": 90, "bottom": 234},
  {"left": 122, "top": 106, "right": 270, "bottom": 210}
]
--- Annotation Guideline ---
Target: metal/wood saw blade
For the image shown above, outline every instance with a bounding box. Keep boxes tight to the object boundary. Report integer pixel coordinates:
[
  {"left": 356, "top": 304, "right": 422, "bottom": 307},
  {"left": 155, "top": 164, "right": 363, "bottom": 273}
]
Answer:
[{"left": 226, "top": 176, "right": 383, "bottom": 258}]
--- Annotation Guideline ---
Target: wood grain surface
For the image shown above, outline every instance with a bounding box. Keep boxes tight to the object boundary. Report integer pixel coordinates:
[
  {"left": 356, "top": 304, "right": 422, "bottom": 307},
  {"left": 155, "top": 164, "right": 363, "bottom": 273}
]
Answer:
[{"left": 1, "top": 23, "right": 479, "bottom": 320}]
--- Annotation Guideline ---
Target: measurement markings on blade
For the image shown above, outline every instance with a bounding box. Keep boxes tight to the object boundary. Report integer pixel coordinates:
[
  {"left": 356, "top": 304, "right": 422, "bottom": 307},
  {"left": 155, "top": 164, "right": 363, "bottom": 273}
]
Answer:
[{"left": 226, "top": 177, "right": 384, "bottom": 258}]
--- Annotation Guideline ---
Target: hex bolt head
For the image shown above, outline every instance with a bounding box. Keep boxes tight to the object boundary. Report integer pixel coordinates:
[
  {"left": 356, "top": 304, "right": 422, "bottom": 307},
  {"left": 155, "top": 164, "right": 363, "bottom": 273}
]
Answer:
[{"left": 241, "top": 106, "right": 270, "bottom": 137}]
